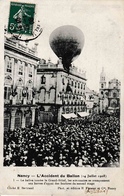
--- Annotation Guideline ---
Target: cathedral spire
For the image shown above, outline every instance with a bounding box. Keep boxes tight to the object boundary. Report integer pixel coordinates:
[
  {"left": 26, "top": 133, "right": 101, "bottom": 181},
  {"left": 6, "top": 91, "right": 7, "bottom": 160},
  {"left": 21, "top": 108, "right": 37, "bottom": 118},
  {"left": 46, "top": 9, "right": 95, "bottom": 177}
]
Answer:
[{"left": 100, "top": 67, "right": 106, "bottom": 89}]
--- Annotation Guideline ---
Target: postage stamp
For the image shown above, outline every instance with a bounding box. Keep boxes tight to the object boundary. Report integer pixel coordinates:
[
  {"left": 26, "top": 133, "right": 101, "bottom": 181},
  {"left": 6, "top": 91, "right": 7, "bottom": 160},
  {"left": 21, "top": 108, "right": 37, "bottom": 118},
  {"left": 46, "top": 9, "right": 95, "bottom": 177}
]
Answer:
[{"left": 7, "top": 2, "right": 36, "bottom": 36}]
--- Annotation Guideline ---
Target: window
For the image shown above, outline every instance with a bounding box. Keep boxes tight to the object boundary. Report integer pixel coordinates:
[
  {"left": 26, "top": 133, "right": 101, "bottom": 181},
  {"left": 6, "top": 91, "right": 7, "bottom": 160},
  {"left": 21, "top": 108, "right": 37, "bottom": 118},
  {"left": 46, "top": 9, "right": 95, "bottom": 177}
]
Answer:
[
  {"left": 18, "top": 64, "right": 23, "bottom": 75},
  {"left": 101, "top": 84, "right": 103, "bottom": 88},
  {"left": 111, "top": 100, "right": 117, "bottom": 108},
  {"left": 63, "top": 100, "right": 65, "bottom": 105},
  {"left": 17, "top": 78, "right": 23, "bottom": 86},
  {"left": 75, "top": 82, "right": 77, "bottom": 88},
  {"left": 113, "top": 92, "right": 117, "bottom": 98},
  {"left": 74, "top": 107, "right": 77, "bottom": 114},
  {"left": 39, "top": 88, "right": 45, "bottom": 102},
  {"left": 62, "top": 107, "right": 65, "bottom": 112},
  {"left": 28, "top": 89, "right": 32, "bottom": 100},
  {"left": 50, "top": 88, "right": 55, "bottom": 102},
  {"left": 6, "top": 61, "right": 12, "bottom": 73},
  {"left": 4, "top": 112, "right": 11, "bottom": 131},
  {"left": 29, "top": 65, "right": 33, "bottom": 77},
  {"left": 105, "top": 91, "right": 108, "bottom": 96},
  {"left": 62, "top": 78, "right": 65, "bottom": 85},
  {"left": 4, "top": 86, "right": 11, "bottom": 100},
  {"left": 78, "top": 83, "right": 80, "bottom": 88},
  {"left": 71, "top": 80, "right": 73, "bottom": 86},
  {"left": 41, "top": 75, "right": 46, "bottom": 84},
  {"left": 66, "top": 107, "right": 69, "bottom": 113},
  {"left": 17, "top": 88, "right": 22, "bottom": 100},
  {"left": 68, "top": 79, "right": 71, "bottom": 85}
]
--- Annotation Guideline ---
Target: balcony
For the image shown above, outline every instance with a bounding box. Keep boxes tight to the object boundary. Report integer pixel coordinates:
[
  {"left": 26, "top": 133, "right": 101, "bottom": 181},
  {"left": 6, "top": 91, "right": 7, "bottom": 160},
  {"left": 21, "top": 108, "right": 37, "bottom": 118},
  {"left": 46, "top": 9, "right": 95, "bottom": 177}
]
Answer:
[
  {"left": 4, "top": 99, "right": 11, "bottom": 105},
  {"left": 16, "top": 99, "right": 23, "bottom": 105}
]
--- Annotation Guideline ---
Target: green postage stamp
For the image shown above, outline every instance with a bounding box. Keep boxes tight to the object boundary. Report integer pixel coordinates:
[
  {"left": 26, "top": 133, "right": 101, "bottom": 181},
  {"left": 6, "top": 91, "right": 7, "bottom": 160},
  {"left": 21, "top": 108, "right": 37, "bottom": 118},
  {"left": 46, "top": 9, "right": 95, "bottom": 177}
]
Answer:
[{"left": 8, "top": 2, "right": 36, "bottom": 35}]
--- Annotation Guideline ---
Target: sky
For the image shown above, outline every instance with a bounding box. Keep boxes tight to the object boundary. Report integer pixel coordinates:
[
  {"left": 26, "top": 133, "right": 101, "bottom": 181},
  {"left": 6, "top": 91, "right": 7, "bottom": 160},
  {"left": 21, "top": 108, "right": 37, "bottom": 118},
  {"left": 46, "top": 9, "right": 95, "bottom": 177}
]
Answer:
[{"left": 3, "top": 0, "right": 124, "bottom": 92}]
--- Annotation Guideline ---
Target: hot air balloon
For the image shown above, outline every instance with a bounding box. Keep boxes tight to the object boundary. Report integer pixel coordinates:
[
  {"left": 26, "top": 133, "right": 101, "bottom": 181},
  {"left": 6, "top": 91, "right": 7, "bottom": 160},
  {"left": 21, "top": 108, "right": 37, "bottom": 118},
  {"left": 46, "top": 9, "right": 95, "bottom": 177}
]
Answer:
[{"left": 49, "top": 25, "right": 84, "bottom": 73}]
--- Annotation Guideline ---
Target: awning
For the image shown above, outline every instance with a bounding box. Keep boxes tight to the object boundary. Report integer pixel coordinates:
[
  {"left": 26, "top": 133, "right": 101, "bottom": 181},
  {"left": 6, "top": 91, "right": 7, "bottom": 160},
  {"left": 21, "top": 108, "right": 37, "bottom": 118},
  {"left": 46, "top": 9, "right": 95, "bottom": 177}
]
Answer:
[
  {"left": 108, "top": 107, "right": 114, "bottom": 109},
  {"left": 62, "top": 113, "right": 77, "bottom": 119},
  {"left": 108, "top": 107, "right": 119, "bottom": 111},
  {"left": 77, "top": 112, "right": 89, "bottom": 117}
]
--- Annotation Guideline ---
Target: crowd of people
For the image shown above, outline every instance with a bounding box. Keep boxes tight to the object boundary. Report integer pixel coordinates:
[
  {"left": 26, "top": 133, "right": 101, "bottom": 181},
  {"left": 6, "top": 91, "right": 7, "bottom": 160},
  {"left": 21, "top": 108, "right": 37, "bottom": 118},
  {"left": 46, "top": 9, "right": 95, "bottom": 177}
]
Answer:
[{"left": 4, "top": 114, "right": 120, "bottom": 167}]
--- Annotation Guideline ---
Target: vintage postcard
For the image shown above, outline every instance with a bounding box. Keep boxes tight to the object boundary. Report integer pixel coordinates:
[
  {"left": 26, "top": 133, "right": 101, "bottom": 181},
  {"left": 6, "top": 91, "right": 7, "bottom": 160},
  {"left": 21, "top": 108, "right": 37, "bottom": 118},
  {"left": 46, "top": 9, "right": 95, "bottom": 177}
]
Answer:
[{"left": 0, "top": 0, "right": 124, "bottom": 195}]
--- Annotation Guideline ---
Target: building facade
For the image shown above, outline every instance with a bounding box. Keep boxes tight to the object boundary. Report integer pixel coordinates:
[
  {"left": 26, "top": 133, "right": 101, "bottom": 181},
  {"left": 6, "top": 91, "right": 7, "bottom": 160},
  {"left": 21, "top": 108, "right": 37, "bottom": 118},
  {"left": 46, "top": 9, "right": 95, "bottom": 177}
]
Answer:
[
  {"left": 85, "top": 86, "right": 99, "bottom": 114},
  {"left": 36, "top": 58, "right": 87, "bottom": 123},
  {"left": 99, "top": 68, "right": 121, "bottom": 114},
  {"left": 4, "top": 36, "right": 87, "bottom": 129},
  {"left": 4, "top": 36, "right": 39, "bottom": 131}
]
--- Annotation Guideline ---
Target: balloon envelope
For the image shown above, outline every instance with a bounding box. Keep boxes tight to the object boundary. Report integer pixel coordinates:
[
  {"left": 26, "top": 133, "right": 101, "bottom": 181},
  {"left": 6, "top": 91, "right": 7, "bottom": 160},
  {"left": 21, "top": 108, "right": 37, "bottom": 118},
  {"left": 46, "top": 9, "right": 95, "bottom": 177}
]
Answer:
[{"left": 49, "top": 25, "right": 84, "bottom": 70}]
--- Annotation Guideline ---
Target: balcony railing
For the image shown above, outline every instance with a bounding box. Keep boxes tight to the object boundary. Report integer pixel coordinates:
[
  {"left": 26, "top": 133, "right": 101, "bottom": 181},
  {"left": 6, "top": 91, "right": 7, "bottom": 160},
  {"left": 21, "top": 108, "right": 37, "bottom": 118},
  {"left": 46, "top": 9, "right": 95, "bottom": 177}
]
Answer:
[{"left": 4, "top": 99, "right": 11, "bottom": 104}]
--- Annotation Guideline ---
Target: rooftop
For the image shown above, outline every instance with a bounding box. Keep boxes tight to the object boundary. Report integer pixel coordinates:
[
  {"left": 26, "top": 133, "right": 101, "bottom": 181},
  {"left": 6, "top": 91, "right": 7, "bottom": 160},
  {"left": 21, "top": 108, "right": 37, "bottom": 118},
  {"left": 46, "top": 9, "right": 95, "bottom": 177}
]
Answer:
[
  {"left": 4, "top": 36, "right": 38, "bottom": 57},
  {"left": 37, "top": 58, "right": 86, "bottom": 80}
]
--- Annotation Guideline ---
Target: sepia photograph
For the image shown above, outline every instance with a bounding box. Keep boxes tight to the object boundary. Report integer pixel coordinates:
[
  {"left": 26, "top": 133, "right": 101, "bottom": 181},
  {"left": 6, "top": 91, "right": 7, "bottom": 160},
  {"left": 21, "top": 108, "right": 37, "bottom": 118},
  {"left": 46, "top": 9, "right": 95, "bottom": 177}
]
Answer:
[
  {"left": 1, "top": 0, "right": 124, "bottom": 195},
  {"left": 3, "top": 1, "right": 121, "bottom": 168}
]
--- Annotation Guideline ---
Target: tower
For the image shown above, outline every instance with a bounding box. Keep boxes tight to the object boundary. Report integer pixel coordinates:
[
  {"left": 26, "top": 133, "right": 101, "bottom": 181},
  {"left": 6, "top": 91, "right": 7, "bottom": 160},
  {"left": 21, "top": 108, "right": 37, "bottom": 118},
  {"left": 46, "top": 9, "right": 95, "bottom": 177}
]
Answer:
[
  {"left": 100, "top": 67, "right": 106, "bottom": 91},
  {"left": 99, "top": 67, "right": 107, "bottom": 113}
]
